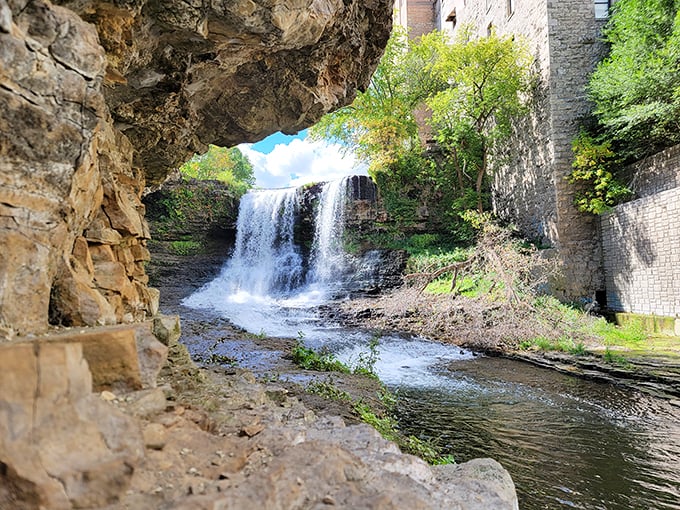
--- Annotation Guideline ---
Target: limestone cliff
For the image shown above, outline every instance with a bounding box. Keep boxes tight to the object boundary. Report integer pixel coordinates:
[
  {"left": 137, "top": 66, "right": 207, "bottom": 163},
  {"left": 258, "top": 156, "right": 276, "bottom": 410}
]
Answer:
[{"left": 0, "top": 0, "right": 392, "bottom": 336}]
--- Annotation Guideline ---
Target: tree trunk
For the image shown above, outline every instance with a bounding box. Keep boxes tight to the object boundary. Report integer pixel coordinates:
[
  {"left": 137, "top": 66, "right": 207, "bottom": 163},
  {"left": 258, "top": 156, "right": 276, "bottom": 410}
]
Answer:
[{"left": 476, "top": 146, "right": 487, "bottom": 213}]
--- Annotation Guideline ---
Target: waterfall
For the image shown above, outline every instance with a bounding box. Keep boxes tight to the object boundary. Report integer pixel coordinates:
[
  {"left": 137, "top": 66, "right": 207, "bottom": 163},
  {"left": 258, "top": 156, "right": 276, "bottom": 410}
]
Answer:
[
  {"left": 308, "top": 177, "right": 350, "bottom": 286},
  {"left": 222, "top": 188, "right": 303, "bottom": 297},
  {"left": 184, "top": 177, "right": 358, "bottom": 318}
]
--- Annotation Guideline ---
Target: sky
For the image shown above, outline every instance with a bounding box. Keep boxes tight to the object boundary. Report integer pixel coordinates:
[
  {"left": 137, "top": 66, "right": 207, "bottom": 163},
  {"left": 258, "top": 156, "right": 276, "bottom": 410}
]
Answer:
[{"left": 238, "top": 130, "right": 367, "bottom": 189}]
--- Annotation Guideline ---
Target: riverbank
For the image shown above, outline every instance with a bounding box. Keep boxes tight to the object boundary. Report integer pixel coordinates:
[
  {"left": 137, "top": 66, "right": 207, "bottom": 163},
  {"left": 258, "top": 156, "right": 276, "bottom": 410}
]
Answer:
[{"left": 334, "top": 287, "right": 680, "bottom": 401}]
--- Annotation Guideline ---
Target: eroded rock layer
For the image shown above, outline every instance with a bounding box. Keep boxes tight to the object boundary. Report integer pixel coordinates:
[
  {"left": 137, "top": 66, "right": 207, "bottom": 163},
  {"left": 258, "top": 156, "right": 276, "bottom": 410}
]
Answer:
[{"left": 0, "top": 0, "right": 392, "bottom": 335}]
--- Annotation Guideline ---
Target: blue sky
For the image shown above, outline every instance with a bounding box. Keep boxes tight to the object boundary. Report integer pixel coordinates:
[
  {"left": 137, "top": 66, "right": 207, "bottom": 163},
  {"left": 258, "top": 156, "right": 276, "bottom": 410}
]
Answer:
[
  {"left": 239, "top": 130, "right": 366, "bottom": 189},
  {"left": 251, "top": 130, "right": 308, "bottom": 154}
]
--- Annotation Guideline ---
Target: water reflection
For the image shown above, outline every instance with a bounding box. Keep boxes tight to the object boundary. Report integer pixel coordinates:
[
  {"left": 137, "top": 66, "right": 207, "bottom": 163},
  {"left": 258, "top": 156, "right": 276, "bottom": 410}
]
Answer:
[{"left": 394, "top": 356, "right": 680, "bottom": 510}]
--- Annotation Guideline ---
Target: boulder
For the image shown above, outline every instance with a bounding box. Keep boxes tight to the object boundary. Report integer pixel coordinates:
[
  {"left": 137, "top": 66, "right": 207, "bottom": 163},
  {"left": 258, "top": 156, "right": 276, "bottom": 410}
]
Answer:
[{"left": 0, "top": 341, "right": 143, "bottom": 509}]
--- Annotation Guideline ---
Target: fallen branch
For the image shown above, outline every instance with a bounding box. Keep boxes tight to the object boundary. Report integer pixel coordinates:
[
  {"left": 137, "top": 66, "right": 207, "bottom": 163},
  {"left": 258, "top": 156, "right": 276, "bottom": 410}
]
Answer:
[{"left": 405, "top": 256, "right": 477, "bottom": 294}]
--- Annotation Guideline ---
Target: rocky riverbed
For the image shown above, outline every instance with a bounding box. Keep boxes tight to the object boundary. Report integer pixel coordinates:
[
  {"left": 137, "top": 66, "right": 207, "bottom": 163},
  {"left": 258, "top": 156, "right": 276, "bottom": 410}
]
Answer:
[{"left": 105, "top": 248, "right": 519, "bottom": 510}]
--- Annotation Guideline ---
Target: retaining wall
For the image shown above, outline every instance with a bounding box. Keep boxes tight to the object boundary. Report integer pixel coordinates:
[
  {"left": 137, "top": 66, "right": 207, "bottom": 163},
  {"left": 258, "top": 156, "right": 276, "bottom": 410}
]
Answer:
[{"left": 601, "top": 146, "right": 680, "bottom": 317}]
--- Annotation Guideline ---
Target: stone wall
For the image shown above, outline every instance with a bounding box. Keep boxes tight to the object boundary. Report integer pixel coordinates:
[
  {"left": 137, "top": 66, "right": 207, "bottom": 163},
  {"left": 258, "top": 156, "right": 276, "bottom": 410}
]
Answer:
[
  {"left": 619, "top": 143, "right": 680, "bottom": 199},
  {"left": 601, "top": 145, "right": 680, "bottom": 317},
  {"left": 441, "top": 0, "right": 609, "bottom": 299},
  {"left": 546, "top": 0, "right": 609, "bottom": 299}
]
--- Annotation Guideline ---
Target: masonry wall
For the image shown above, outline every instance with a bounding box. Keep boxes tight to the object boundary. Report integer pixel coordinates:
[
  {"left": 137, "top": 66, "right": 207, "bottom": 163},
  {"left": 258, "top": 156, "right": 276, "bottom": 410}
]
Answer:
[
  {"left": 406, "top": 0, "right": 437, "bottom": 37},
  {"left": 442, "top": 0, "right": 609, "bottom": 298},
  {"left": 618, "top": 143, "right": 680, "bottom": 199},
  {"left": 546, "top": 0, "right": 610, "bottom": 298},
  {"left": 601, "top": 145, "right": 680, "bottom": 317}
]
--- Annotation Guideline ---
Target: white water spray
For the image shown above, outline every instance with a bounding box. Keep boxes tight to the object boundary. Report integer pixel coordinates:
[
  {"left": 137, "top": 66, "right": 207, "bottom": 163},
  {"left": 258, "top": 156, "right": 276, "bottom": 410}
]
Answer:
[{"left": 308, "top": 177, "right": 350, "bottom": 286}]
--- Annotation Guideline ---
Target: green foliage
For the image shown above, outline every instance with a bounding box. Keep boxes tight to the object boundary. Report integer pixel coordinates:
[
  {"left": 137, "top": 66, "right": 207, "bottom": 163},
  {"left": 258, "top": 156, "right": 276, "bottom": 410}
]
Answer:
[
  {"left": 567, "top": 132, "right": 632, "bottom": 214},
  {"left": 423, "top": 28, "right": 534, "bottom": 212},
  {"left": 149, "top": 182, "right": 241, "bottom": 242},
  {"left": 309, "top": 26, "right": 421, "bottom": 172},
  {"left": 519, "top": 336, "right": 588, "bottom": 355},
  {"left": 351, "top": 336, "right": 381, "bottom": 379},
  {"left": 311, "top": 27, "right": 533, "bottom": 238},
  {"left": 168, "top": 240, "right": 203, "bottom": 256},
  {"left": 588, "top": 0, "right": 680, "bottom": 159},
  {"left": 592, "top": 317, "right": 647, "bottom": 347},
  {"left": 290, "top": 341, "right": 351, "bottom": 373},
  {"left": 306, "top": 380, "right": 353, "bottom": 402},
  {"left": 180, "top": 145, "right": 255, "bottom": 195},
  {"left": 603, "top": 348, "right": 631, "bottom": 367},
  {"left": 352, "top": 402, "right": 453, "bottom": 465}
]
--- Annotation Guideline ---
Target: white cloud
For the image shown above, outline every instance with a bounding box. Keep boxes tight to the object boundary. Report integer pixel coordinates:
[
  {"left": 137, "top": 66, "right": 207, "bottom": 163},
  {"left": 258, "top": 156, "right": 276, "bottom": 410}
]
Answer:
[{"left": 239, "top": 139, "right": 367, "bottom": 189}]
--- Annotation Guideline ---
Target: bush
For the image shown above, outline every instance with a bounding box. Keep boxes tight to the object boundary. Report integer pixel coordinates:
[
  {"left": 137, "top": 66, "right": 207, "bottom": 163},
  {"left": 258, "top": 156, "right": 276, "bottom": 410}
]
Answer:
[{"left": 567, "top": 131, "right": 631, "bottom": 214}]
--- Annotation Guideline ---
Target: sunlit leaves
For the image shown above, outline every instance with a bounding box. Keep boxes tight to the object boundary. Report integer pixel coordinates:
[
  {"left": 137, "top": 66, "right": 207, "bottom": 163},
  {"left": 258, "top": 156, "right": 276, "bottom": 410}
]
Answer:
[
  {"left": 589, "top": 0, "right": 680, "bottom": 159},
  {"left": 180, "top": 145, "right": 255, "bottom": 195},
  {"left": 310, "top": 26, "right": 421, "bottom": 173},
  {"left": 567, "top": 131, "right": 631, "bottom": 214}
]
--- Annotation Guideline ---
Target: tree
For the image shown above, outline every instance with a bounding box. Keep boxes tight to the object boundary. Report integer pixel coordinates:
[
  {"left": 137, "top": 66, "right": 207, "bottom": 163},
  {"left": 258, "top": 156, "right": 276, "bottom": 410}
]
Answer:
[
  {"left": 420, "top": 29, "right": 533, "bottom": 212},
  {"left": 588, "top": 0, "right": 680, "bottom": 160},
  {"left": 180, "top": 145, "right": 255, "bottom": 194},
  {"left": 309, "top": 27, "right": 422, "bottom": 173},
  {"left": 310, "top": 26, "right": 533, "bottom": 236}
]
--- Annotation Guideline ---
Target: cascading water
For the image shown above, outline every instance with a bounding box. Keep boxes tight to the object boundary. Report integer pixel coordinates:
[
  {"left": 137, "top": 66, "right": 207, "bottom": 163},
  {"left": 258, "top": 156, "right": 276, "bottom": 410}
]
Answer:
[
  {"left": 183, "top": 178, "right": 355, "bottom": 333},
  {"left": 308, "top": 176, "right": 351, "bottom": 288},
  {"left": 226, "top": 188, "right": 302, "bottom": 297}
]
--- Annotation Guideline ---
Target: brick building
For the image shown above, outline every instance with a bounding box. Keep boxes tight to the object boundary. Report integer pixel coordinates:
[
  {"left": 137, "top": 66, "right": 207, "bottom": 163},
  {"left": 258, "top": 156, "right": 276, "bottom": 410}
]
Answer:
[{"left": 395, "top": 0, "right": 613, "bottom": 301}]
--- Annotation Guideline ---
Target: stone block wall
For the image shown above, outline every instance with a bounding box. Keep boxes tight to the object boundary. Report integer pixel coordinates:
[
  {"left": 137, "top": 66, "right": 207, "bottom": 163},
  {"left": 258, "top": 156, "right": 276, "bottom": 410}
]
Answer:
[
  {"left": 601, "top": 145, "right": 680, "bottom": 317},
  {"left": 546, "top": 0, "right": 610, "bottom": 298},
  {"left": 440, "top": 0, "right": 609, "bottom": 298},
  {"left": 619, "top": 144, "right": 680, "bottom": 199},
  {"left": 601, "top": 188, "right": 680, "bottom": 316}
]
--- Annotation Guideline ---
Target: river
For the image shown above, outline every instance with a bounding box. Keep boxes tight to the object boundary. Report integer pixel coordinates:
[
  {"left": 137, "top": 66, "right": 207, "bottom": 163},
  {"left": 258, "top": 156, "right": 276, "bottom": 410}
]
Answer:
[{"left": 182, "top": 180, "right": 680, "bottom": 509}]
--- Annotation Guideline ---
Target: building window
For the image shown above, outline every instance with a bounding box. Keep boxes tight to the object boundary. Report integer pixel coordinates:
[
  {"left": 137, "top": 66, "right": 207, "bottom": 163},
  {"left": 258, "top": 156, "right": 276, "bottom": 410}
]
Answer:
[
  {"left": 507, "top": 0, "right": 514, "bottom": 17},
  {"left": 446, "top": 9, "right": 457, "bottom": 28},
  {"left": 594, "top": 0, "right": 611, "bottom": 19}
]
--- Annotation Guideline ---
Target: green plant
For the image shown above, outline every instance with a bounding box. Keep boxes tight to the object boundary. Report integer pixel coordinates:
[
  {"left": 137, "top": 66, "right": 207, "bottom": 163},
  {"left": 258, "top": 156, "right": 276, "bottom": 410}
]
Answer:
[
  {"left": 569, "top": 342, "right": 589, "bottom": 356},
  {"left": 290, "top": 341, "right": 350, "bottom": 373},
  {"left": 169, "top": 240, "right": 203, "bottom": 256},
  {"left": 353, "top": 402, "right": 453, "bottom": 465},
  {"left": 352, "top": 335, "right": 381, "bottom": 379},
  {"left": 588, "top": 0, "right": 680, "bottom": 160},
  {"left": 180, "top": 145, "right": 255, "bottom": 194},
  {"left": 603, "top": 348, "right": 631, "bottom": 367},
  {"left": 519, "top": 336, "right": 588, "bottom": 355},
  {"left": 307, "top": 379, "right": 353, "bottom": 402},
  {"left": 567, "top": 131, "right": 631, "bottom": 214},
  {"left": 593, "top": 317, "right": 646, "bottom": 347}
]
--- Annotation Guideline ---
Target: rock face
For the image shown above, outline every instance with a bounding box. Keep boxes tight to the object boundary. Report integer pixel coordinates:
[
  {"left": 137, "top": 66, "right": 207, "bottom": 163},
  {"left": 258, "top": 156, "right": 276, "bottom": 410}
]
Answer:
[
  {"left": 0, "top": 340, "right": 144, "bottom": 510},
  {"left": 56, "top": 0, "right": 394, "bottom": 186},
  {"left": 0, "top": 0, "right": 393, "bottom": 336}
]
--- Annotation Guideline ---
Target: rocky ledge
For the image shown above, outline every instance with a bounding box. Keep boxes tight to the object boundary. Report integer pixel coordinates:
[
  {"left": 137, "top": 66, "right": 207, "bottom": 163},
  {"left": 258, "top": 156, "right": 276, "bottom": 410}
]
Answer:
[{"left": 0, "top": 314, "right": 519, "bottom": 509}]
